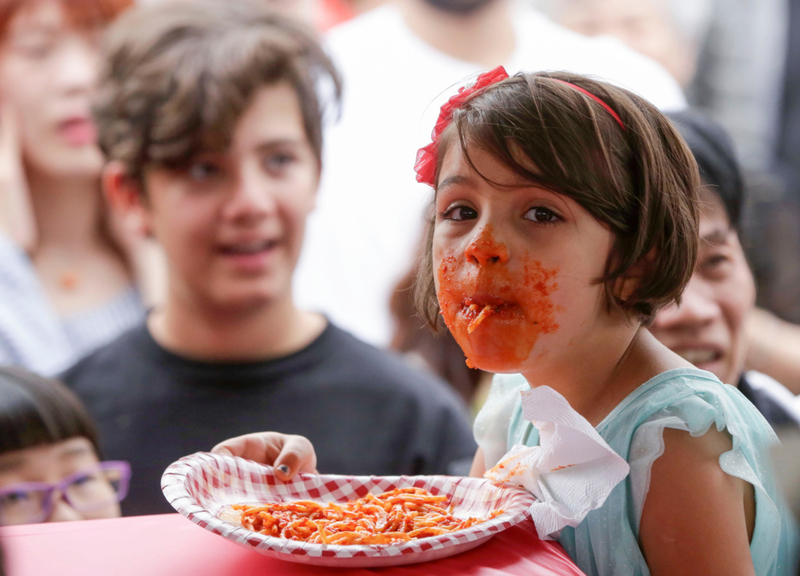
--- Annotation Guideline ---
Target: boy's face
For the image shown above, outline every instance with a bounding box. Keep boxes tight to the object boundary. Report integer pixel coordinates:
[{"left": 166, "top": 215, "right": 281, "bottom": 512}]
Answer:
[
  {"left": 141, "top": 83, "right": 319, "bottom": 312},
  {"left": 431, "top": 143, "right": 616, "bottom": 374},
  {"left": 650, "top": 189, "right": 756, "bottom": 385}
]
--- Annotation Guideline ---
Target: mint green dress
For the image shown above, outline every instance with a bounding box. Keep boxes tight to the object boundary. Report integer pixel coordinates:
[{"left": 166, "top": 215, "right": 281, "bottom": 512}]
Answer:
[{"left": 474, "top": 368, "right": 799, "bottom": 576}]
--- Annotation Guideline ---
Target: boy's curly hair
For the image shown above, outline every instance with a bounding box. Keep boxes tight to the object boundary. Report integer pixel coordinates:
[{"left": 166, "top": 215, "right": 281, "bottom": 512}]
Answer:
[{"left": 94, "top": 0, "right": 341, "bottom": 182}]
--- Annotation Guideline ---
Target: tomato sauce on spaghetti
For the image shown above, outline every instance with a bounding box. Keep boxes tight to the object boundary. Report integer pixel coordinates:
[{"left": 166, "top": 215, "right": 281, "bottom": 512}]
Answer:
[{"left": 232, "top": 487, "right": 501, "bottom": 545}]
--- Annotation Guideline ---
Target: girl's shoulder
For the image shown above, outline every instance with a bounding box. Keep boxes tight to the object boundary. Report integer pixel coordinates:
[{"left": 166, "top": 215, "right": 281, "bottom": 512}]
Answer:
[
  {"left": 602, "top": 370, "right": 798, "bottom": 576},
  {"left": 596, "top": 367, "right": 778, "bottom": 451}
]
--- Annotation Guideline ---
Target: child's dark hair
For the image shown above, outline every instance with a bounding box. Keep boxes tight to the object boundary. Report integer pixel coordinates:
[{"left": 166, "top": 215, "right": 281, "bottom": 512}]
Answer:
[
  {"left": 666, "top": 110, "right": 743, "bottom": 230},
  {"left": 0, "top": 366, "right": 101, "bottom": 457},
  {"left": 415, "top": 71, "right": 700, "bottom": 327},
  {"left": 94, "top": 0, "right": 341, "bottom": 182}
]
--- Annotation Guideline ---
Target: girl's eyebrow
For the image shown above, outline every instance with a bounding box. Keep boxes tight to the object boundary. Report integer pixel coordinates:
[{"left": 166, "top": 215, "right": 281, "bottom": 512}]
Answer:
[
  {"left": 0, "top": 457, "right": 24, "bottom": 473},
  {"left": 58, "top": 445, "right": 92, "bottom": 460},
  {"left": 437, "top": 174, "right": 471, "bottom": 191}
]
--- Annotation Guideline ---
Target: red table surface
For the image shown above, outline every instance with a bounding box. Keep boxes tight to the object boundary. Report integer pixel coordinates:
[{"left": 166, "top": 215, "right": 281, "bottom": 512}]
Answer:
[{"left": 0, "top": 513, "right": 584, "bottom": 576}]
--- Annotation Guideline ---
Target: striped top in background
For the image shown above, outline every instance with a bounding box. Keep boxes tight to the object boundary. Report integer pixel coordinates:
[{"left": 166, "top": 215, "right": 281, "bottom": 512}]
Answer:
[{"left": 0, "top": 233, "right": 144, "bottom": 376}]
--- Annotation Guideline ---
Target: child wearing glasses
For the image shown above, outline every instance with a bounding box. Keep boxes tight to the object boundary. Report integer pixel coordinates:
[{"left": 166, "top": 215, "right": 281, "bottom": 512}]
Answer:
[{"left": 0, "top": 366, "right": 129, "bottom": 525}]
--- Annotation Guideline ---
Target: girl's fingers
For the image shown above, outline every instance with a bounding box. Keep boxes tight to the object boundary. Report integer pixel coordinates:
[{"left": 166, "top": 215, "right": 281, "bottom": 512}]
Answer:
[
  {"left": 273, "top": 436, "right": 318, "bottom": 480},
  {"left": 211, "top": 432, "right": 282, "bottom": 463},
  {"left": 211, "top": 432, "right": 317, "bottom": 481}
]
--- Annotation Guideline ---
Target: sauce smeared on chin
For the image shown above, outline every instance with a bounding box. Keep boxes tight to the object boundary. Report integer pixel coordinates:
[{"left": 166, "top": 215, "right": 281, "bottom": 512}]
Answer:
[{"left": 437, "top": 250, "right": 559, "bottom": 371}]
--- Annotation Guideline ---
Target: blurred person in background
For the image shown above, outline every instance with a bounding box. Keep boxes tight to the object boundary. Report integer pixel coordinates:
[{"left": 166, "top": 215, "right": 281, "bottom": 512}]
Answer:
[
  {"left": 0, "top": 0, "right": 157, "bottom": 377},
  {"left": 256, "top": 0, "right": 386, "bottom": 29},
  {"left": 293, "top": 0, "right": 687, "bottom": 349},
  {"left": 64, "top": 0, "right": 476, "bottom": 516},
  {"left": 544, "top": 0, "right": 709, "bottom": 88},
  {"left": 650, "top": 111, "right": 800, "bottom": 428},
  {"left": 0, "top": 366, "right": 129, "bottom": 525},
  {"left": 536, "top": 0, "right": 783, "bottom": 174},
  {"left": 697, "top": 0, "right": 800, "bottom": 358}
]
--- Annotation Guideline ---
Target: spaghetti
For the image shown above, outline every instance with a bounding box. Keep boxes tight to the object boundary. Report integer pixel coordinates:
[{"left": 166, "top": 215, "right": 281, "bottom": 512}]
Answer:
[
  {"left": 468, "top": 304, "right": 493, "bottom": 333},
  {"left": 232, "top": 487, "right": 502, "bottom": 545}
]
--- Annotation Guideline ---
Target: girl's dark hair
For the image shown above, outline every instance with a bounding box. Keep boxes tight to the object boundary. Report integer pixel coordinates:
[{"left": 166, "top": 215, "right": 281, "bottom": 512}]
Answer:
[
  {"left": 415, "top": 71, "right": 700, "bottom": 327},
  {"left": 0, "top": 366, "right": 101, "bottom": 457}
]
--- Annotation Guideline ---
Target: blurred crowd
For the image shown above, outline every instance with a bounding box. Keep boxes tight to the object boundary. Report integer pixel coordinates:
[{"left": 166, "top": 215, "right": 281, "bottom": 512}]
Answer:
[{"left": 0, "top": 0, "right": 798, "bottom": 567}]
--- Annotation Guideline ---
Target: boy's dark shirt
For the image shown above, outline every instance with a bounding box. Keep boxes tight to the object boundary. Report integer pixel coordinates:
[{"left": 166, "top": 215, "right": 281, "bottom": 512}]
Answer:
[{"left": 62, "top": 322, "right": 477, "bottom": 516}]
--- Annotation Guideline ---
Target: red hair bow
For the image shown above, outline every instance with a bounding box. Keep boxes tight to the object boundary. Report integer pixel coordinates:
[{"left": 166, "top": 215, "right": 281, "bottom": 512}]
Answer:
[{"left": 414, "top": 66, "right": 510, "bottom": 187}]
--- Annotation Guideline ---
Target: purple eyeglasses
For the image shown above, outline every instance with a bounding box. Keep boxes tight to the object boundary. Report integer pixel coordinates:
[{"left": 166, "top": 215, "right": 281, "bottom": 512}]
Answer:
[{"left": 0, "top": 461, "right": 131, "bottom": 525}]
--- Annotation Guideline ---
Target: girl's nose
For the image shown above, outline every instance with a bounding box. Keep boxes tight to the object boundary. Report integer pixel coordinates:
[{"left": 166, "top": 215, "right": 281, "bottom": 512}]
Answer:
[{"left": 464, "top": 226, "right": 509, "bottom": 266}]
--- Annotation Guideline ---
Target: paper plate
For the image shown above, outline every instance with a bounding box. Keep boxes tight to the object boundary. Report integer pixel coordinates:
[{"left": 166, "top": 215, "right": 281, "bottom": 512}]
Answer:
[{"left": 162, "top": 452, "right": 535, "bottom": 567}]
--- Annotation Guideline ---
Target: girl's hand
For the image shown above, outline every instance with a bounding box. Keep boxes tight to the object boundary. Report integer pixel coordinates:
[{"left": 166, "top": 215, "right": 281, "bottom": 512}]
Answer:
[
  {"left": 0, "top": 103, "right": 36, "bottom": 252},
  {"left": 469, "top": 448, "right": 486, "bottom": 478},
  {"left": 211, "top": 432, "right": 318, "bottom": 481}
]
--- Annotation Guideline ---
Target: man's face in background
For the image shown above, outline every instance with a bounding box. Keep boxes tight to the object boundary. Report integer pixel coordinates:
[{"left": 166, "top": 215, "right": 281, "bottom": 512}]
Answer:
[{"left": 650, "top": 188, "right": 756, "bottom": 385}]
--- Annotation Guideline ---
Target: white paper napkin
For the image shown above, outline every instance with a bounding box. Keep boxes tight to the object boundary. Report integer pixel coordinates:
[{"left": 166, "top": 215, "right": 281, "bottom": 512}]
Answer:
[{"left": 484, "top": 385, "right": 630, "bottom": 540}]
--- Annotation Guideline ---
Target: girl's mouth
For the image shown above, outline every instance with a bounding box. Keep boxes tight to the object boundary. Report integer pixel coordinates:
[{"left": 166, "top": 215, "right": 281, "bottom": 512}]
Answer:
[
  {"left": 467, "top": 303, "right": 492, "bottom": 333},
  {"left": 460, "top": 297, "right": 516, "bottom": 332}
]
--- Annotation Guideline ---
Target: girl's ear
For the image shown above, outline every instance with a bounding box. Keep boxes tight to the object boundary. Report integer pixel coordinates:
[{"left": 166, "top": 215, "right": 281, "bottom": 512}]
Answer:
[
  {"left": 614, "top": 275, "right": 639, "bottom": 303},
  {"left": 614, "top": 247, "right": 658, "bottom": 303},
  {"left": 102, "top": 161, "right": 152, "bottom": 238}
]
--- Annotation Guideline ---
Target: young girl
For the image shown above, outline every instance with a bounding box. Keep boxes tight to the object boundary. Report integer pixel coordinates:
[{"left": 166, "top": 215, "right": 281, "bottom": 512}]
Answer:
[
  {"left": 0, "top": 366, "right": 129, "bottom": 524},
  {"left": 214, "top": 69, "right": 798, "bottom": 575},
  {"left": 0, "top": 0, "right": 153, "bottom": 376}
]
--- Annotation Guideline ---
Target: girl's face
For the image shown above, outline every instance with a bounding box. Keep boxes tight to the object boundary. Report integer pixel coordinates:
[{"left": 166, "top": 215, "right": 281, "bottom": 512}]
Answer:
[
  {"left": 0, "top": 437, "right": 121, "bottom": 523},
  {"left": 0, "top": 0, "right": 104, "bottom": 178},
  {"left": 432, "top": 143, "right": 617, "bottom": 374}
]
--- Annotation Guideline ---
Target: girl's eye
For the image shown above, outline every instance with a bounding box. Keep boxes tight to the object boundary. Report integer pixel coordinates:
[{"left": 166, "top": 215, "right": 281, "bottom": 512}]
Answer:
[
  {"left": 525, "top": 206, "right": 560, "bottom": 223},
  {"left": 71, "top": 473, "right": 97, "bottom": 488},
  {"left": 0, "top": 491, "right": 29, "bottom": 505},
  {"left": 442, "top": 206, "right": 478, "bottom": 221}
]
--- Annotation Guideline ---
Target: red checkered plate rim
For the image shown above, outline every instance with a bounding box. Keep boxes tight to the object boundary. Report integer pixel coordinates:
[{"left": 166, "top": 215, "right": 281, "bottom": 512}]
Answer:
[{"left": 162, "top": 452, "right": 535, "bottom": 567}]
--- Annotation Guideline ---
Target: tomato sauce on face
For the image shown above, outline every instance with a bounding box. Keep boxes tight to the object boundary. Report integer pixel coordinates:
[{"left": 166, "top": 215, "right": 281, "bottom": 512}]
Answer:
[{"left": 437, "top": 226, "right": 559, "bottom": 371}]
